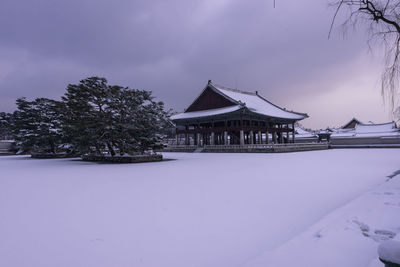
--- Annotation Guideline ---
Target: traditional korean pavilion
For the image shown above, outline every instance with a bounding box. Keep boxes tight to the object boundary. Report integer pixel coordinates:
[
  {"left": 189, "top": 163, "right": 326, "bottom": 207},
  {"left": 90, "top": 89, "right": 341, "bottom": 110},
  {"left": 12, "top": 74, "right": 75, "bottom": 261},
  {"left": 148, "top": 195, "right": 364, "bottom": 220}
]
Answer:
[{"left": 170, "top": 81, "right": 308, "bottom": 146}]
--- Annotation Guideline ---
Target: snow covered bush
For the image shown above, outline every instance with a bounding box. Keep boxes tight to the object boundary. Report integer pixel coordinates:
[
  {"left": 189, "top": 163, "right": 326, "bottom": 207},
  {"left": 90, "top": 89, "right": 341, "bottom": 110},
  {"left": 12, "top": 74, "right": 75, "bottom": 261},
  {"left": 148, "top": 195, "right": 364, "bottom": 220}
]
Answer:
[{"left": 378, "top": 241, "right": 400, "bottom": 266}]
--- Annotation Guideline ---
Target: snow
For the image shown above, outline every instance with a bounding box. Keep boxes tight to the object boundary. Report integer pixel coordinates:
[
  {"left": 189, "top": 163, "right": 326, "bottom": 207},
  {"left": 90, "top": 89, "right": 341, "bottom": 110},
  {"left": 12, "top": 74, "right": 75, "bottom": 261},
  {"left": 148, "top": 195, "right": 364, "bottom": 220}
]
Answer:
[
  {"left": 295, "top": 127, "right": 317, "bottom": 139},
  {"left": 170, "top": 105, "right": 242, "bottom": 120},
  {"left": 211, "top": 83, "right": 307, "bottom": 120},
  {"left": 356, "top": 122, "right": 397, "bottom": 134},
  {"left": 331, "top": 122, "right": 400, "bottom": 138},
  {"left": 330, "top": 129, "right": 355, "bottom": 137},
  {"left": 378, "top": 241, "right": 400, "bottom": 264},
  {"left": 295, "top": 127, "right": 312, "bottom": 135},
  {"left": 354, "top": 122, "right": 400, "bottom": 137},
  {"left": 244, "top": 163, "right": 400, "bottom": 267},
  {"left": 0, "top": 149, "right": 399, "bottom": 267},
  {"left": 341, "top": 118, "right": 362, "bottom": 128},
  {"left": 171, "top": 82, "right": 307, "bottom": 121}
]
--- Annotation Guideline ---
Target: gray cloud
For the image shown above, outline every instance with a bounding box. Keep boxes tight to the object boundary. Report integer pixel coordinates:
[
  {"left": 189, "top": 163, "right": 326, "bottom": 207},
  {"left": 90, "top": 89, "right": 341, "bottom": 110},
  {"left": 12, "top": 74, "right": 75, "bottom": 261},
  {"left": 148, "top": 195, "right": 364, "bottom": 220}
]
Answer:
[{"left": 0, "top": 0, "right": 388, "bottom": 127}]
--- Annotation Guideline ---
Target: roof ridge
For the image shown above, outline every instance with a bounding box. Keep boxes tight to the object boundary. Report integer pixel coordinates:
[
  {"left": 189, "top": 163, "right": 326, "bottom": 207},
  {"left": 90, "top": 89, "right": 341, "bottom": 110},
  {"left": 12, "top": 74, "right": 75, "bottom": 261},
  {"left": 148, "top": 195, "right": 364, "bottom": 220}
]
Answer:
[
  {"left": 357, "top": 122, "right": 395, "bottom": 126},
  {"left": 210, "top": 81, "right": 308, "bottom": 118},
  {"left": 211, "top": 82, "right": 257, "bottom": 96},
  {"left": 255, "top": 92, "right": 309, "bottom": 117}
]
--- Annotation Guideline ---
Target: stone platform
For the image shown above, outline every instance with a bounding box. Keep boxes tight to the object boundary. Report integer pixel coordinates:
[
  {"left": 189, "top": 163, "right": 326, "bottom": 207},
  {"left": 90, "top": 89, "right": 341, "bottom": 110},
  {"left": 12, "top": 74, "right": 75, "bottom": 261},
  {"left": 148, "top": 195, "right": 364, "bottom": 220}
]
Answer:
[
  {"left": 162, "top": 143, "right": 329, "bottom": 153},
  {"left": 81, "top": 154, "right": 163, "bottom": 163}
]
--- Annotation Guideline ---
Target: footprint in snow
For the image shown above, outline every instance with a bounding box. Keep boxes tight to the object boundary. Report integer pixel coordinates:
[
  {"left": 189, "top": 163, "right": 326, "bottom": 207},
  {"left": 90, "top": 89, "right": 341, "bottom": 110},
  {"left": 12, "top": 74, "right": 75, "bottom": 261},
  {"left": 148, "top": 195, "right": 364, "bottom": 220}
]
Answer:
[
  {"left": 374, "top": 229, "right": 396, "bottom": 239},
  {"left": 384, "top": 192, "right": 395, "bottom": 195},
  {"left": 387, "top": 170, "right": 400, "bottom": 179},
  {"left": 369, "top": 229, "right": 397, "bottom": 242},
  {"left": 314, "top": 229, "right": 323, "bottom": 239},
  {"left": 90, "top": 238, "right": 104, "bottom": 242},
  {"left": 353, "top": 219, "right": 370, "bottom": 234},
  {"left": 384, "top": 202, "right": 400, "bottom": 207},
  {"left": 353, "top": 219, "right": 397, "bottom": 241}
]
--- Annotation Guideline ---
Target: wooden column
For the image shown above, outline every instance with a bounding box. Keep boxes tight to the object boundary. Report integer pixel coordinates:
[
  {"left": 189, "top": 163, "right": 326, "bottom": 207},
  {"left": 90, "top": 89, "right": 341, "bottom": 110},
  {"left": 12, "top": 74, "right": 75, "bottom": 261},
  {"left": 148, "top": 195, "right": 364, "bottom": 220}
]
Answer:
[
  {"left": 292, "top": 122, "right": 295, "bottom": 143},
  {"left": 250, "top": 130, "right": 254, "bottom": 144},
  {"left": 240, "top": 130, "right": 244, "bottom": 146},
  {"left": 278, "top": 124, "right": 282, "bottom": 143},
  {"left": 258, "top": 131, "right": 262, "bottom": 144},
  {"left": 197, "top": 133, "right": 201, "bottom": 146},
  {"left": 185, "top": 125, "right": 189, "bottom": 145},
  {"left": 224, "top": 131, "right": 228, "bottom": 145},
  {"left": 286, "top": 124, "right": 289, "bottom": 143}
]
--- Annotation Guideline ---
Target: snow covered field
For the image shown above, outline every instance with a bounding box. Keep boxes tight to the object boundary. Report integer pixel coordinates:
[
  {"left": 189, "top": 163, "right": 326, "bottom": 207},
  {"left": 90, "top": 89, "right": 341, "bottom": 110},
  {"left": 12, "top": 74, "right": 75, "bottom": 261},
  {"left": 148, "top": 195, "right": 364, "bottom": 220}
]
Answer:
[{"left": 0, "top": 149, "right": 399, "bottom": 267}]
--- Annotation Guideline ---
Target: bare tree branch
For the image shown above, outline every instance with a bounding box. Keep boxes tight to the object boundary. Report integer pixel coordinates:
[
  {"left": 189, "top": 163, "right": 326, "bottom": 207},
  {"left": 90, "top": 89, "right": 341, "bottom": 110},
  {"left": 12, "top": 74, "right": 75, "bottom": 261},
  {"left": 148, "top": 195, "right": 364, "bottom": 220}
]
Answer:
[{"left": 330, "top": 0, "right": 400, "bottom": 117}]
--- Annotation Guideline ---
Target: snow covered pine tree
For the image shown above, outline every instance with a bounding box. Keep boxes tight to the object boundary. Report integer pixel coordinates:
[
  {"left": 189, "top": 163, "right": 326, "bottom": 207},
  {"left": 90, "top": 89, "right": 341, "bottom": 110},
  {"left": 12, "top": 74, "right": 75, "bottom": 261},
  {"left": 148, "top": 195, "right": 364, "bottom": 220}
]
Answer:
[
  {"left": 62, "top": 77, "right": 169, "bottom": 156},
  {"left": 13, "top": 97, "right": 65, "bottom": 154}
]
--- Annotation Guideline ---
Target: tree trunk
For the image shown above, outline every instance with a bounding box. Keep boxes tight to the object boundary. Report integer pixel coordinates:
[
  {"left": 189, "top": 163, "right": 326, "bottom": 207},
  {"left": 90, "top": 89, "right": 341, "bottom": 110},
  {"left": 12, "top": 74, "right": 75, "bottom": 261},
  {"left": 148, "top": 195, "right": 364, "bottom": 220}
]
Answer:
[
  {"left": 107, "top": 142, "right": 116, "bottom": 157},
  {"left": 95, "top": 145, "right": 102, "bottom": 156},
  {"left": 49, "top": 139, "right": 56, "bottom": 154}
]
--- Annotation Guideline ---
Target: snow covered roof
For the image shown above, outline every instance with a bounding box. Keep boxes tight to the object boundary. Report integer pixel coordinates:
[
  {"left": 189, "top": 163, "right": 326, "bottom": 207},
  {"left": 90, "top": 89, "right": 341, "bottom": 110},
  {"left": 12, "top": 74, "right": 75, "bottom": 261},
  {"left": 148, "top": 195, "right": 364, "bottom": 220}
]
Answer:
[
  {"left": 330, "top": 128, "right": 355, "bottom": 138},
  {"left": 331, "top": 122, "right": 400, "bottom": 138},
  {"left": 171, "top": 81, "right": 308, "bottom": 121},
  {"left": 318, "top": 130, "right": 332, "bottom": 134},
  {"left": 295, "top": 127, "right": 317, "bottom": 138},
  {"left": 211, "top": 83, "right": 308, "bottom": 120},
  {"left": 170, "top": 105, "right": 243, "bottom": 120},
  {"left": 341, "top": 118, "right": 362, "bottom": 129},
  {"left": 355, "top": 122, "right": 397, "bottom": 134},
  {"left": 295, "top": 127, "right": 311, "bottom": 135}
]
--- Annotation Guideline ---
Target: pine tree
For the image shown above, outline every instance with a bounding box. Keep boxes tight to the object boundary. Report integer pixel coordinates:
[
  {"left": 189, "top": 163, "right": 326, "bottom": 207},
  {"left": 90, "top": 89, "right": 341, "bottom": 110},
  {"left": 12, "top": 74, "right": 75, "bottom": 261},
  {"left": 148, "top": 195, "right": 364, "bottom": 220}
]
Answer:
[
  {"left": 0, "top": 112, "right": 13, "bottom": 140},
  {"left": 62, "top": 77, "right": 169, "bottom": 156},
  {"left": 13, "top": 98, "right": 65, "bottom": 153},
  {"left": 109, "top": 87, "right": 169, "bottom": 154},
  {"left": 62, "top": 77, "right": 110, "bottom": 155}
]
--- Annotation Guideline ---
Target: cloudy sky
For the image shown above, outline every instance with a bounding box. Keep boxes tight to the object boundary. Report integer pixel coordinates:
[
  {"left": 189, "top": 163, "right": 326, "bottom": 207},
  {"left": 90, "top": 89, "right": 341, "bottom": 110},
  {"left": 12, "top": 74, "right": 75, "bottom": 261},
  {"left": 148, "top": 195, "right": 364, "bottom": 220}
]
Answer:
[{"left": 0, "top": 0, "right": 393, "bottom": 128}]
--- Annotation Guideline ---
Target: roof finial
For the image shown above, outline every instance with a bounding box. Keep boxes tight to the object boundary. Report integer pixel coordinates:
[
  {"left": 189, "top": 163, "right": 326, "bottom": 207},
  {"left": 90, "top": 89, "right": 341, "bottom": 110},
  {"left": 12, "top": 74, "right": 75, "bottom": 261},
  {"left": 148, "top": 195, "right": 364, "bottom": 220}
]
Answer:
[
  {"left": 255, "top": 91, "right": 258, "bottom": 95},
  {"left": 208, "top": 80, "right": 212, "bottom": 85}
]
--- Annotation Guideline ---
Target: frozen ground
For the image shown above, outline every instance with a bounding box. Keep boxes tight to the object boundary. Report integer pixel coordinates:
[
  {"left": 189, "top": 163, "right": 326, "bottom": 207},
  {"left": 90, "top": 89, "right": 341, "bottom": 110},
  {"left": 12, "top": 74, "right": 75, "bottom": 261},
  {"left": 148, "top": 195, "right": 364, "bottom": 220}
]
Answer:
[{"left": 0, "top": 149, "right": 399, "bottom": 267}]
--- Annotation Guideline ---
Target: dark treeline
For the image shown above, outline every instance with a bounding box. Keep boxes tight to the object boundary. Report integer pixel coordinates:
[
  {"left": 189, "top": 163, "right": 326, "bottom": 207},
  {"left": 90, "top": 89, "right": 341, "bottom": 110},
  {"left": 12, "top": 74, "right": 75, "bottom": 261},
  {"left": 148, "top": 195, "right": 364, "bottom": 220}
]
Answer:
[
  {"left": 0, "top": 112, "right": 13, "bottom": 140},
  {"left": 1, "top": 77, "right": 171, "bottom": 156}
]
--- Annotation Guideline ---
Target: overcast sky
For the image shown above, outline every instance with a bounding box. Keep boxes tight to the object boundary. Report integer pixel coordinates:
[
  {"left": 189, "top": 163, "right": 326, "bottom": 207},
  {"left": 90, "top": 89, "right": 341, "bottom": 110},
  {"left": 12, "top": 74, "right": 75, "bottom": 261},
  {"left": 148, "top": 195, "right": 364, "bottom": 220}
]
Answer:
[{"left": 0, "top": 0, "right": 393, "bottom": 128}]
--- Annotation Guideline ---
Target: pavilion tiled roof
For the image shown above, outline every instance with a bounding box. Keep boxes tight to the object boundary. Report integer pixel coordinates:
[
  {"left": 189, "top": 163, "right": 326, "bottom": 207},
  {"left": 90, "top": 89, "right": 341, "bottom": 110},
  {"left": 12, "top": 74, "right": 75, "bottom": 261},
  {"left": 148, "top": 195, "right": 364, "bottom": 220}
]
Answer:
[{"left": 171, "top": 81, "right": 308, "bottom": 121}]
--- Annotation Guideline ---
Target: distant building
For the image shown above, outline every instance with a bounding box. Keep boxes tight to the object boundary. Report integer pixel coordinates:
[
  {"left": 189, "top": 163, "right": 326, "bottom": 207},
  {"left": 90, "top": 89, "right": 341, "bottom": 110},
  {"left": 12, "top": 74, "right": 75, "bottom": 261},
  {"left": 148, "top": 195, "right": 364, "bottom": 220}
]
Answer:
[
  {"left": 0, "top": 140, "right": 15, "bottom": 155},
  {"left": 331, "top": 121, "right": 399, "bottom": 138},
  {"left": 170, "top": 81, "right": 308, "bottom": 146},
  {"left": 329, "top": 121, "right": 400, "bottom": 147},
  {"left": 294, "top": 127, "right": 318, "bottom": 143},
  {"left": 341, "top": 118, "right": 362, "bottom": 129}
]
